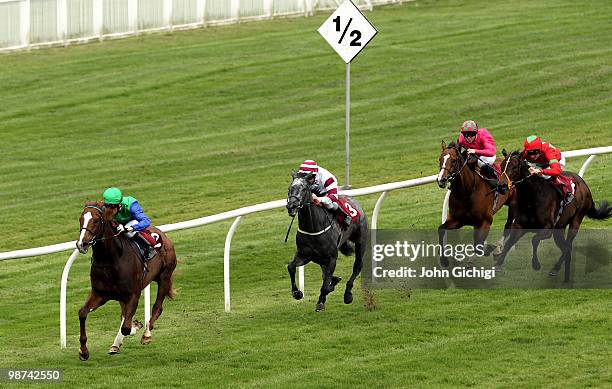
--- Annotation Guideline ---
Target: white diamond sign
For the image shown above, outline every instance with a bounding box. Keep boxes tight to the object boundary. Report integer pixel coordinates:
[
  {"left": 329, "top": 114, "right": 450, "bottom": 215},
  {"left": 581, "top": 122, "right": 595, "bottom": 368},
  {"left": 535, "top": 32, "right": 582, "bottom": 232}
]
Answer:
[{"left": 318, "top": 0, "right": 378, "bottom": 64}]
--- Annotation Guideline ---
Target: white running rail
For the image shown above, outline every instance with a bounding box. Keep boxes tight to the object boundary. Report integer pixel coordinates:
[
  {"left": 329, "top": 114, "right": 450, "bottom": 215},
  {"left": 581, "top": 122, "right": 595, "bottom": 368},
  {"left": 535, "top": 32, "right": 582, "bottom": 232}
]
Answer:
[{"left": 0, "top": 0, "right": 403, "bottom": 52}]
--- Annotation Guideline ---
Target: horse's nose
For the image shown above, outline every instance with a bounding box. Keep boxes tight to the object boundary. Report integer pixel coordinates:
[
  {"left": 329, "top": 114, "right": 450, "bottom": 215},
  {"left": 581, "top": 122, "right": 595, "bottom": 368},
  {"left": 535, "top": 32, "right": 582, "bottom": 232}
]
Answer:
[
  {"left": 76, "top": 241, "right": 88, "bottom": 254},
  {"left": 437, "top": 179, "right": 447, "bottom": 188},
  {"left": 287, "top": 206, "right": 296, "bottom": 217}
]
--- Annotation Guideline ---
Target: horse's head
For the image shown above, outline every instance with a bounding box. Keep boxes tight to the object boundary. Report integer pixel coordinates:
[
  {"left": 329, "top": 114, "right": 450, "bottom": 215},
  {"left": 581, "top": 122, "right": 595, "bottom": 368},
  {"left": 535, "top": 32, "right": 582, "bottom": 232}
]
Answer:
[
  {"left": 500, "top": 149, "right": 529, "bottom": 190},
  {"left": 437, "top": 141, "right": 466, "bottom": 188},
  {"left": 286, "top": 171, "right": 313, "bottom": 217},
  {"left": 76, "top": 202, "right": 115, "bottom": 253}
]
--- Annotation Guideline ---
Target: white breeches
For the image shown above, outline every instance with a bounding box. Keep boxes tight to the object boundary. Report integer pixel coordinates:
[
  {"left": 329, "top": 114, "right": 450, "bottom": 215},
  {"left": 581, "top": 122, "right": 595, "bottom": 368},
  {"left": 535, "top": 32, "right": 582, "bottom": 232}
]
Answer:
[
  {"left": 319, "top": 196, "right": 338, "bottom": 210},
  {"left": 477, "top": 155, "right": 496, "bottom": 167},
  {"left": 125, "top": 220, "right": 138, "bottom": 238}
]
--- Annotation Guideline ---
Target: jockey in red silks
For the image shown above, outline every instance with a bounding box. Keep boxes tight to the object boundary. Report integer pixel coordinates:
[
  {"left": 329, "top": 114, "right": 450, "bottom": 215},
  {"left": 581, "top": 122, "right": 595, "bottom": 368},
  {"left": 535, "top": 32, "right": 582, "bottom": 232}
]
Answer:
[
  {"left": 521, "top": 135, "right": 575, "bottom": 205},
  {"left": 298, "top": 160, "right": 356, "bottom": 227},
  {"left": 457, "top": 120, "right": 504, "bottom": 192}
]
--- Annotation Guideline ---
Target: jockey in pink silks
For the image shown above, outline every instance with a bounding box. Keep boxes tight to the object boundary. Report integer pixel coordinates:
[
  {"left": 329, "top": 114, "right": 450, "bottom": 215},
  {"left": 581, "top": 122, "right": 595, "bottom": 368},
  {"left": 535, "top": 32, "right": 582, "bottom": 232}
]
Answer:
[{"left": 457, "top": 120, "right": 504, "bottom": 193}]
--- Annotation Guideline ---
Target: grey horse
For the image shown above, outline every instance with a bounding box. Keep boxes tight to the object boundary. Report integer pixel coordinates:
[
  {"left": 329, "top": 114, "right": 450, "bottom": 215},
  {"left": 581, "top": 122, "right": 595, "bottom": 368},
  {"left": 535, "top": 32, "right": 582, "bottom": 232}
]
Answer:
[{"left": 286, "top": 172, "right": 368, "bottom": 312}]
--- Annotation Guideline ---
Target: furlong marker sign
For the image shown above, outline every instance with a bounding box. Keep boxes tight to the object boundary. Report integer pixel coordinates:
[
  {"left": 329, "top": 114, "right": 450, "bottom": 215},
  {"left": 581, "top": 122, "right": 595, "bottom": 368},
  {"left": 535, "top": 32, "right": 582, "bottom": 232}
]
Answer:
[{"left": 318, "top": 0, "right": 378, "bottom": 187}]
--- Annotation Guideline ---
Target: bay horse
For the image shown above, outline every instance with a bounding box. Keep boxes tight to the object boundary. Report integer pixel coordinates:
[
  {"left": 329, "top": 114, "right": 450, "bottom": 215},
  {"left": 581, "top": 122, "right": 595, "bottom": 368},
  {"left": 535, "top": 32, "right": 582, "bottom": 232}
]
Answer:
[
  {"left": 493, "top": 150, "right": 612, "bottom": 281},
  {"left": 75, "top": 201, "right": 177, "bottom": 360},
  {"left": 437, "top": 141, "right": 514, "bottom": 267},
  {"left": 286, "top": 172, "right": 368, "bottom": 312}
]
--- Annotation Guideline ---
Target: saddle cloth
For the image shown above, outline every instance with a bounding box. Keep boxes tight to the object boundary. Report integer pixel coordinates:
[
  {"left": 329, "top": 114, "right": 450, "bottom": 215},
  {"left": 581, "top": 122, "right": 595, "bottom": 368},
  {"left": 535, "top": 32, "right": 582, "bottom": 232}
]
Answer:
[
  {"left": 336, "top": 198, "right": 361, "bottom": 224},
  {"left": 553, "top": 175, "right": 575, "bottom": 198}
]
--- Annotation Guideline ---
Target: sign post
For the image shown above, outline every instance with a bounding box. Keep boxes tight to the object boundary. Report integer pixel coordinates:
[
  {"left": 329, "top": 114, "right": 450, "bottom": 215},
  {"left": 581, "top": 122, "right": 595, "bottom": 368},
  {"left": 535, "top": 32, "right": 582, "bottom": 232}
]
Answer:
[{"left": 318, "top": 0, "right": 377, "bottom": 188}]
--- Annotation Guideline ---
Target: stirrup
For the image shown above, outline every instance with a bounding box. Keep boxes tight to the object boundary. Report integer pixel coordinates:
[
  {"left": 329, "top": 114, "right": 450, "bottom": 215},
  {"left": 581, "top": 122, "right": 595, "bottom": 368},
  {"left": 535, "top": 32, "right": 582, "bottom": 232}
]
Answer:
[{"left": 145, "top": 248, "right": 157, "bottom": 261}]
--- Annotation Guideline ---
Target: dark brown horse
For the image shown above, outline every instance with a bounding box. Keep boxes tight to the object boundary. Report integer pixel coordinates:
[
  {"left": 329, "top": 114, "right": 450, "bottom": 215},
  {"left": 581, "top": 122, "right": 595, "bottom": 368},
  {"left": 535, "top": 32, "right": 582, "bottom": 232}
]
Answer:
[
  {"left": 75, "top": 201, "right": 177, "bottom": 360},
  {"left": 493, "top": 150, "right": 612, "bottom": 281},
  {"left": 437, "top": 141, "right": 514, "bottom": 266}
]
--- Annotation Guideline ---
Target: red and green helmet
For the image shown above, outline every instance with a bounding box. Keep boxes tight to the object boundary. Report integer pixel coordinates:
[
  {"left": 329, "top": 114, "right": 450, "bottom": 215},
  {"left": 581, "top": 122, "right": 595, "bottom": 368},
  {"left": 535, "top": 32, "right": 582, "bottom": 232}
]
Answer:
[
  {"left": 460, "top": 120, "right": 478, "bottom": 134},
  {"left": 524, "top": 135, "right": 543, "bottom": 151}
]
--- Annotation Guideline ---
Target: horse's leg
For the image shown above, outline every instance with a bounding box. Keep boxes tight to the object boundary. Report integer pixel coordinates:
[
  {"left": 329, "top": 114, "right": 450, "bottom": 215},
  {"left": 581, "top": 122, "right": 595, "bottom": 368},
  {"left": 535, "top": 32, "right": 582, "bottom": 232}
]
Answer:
[
  {"left": 550, "top": 228, "right": 568, "bottom": 277},
  {"left": 316, "top": 258, "right": 337, "bottom": 312},
  {"left": 494, "top": 223, "right": 526, "bottom": 270},
  {"left": 142, "top": 269, "right": 174, "bottom": 345},
  {"left": 120, "top": 292, "right": 141, "bottom": 340},
  {"left": 493, "top": 206, "right": 515, "bottom": 256},
  {"left": 555, "top": 216, "right": 582, "bottom": 282},
  {"left": 78, "top": 291, "right": 108, "bottom": 361},
  {"left": 288, "top": 254, "right": 308, "bottom": 300},
  {"left": 472, "top": 221, "right": 491, "bottom": 265},
  {"left": 344, "top": 241, "right": 364, "bottom": 304},
  {"left": 562, "top": 224, "right": 581, "bottom": 283},
  {"left": 438, "top": 217, "right": 463, "bottom": 267},
  {"left": 530, "top": 229, "right": 552, "bottom": 271},
  {"left": 109, "top": 302, "right": 143, "bottom": 354}
]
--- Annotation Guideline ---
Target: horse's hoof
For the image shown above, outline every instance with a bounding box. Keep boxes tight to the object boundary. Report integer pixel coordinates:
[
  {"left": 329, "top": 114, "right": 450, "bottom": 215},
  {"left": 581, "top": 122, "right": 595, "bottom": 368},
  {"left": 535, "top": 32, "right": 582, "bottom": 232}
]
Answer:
[
  {"left": 548, "top": 271, "right": 558, "bottom": 277},
  {"left": 108, "top": 346, "right": 120, "bottom": 355},
  {"left": 440, "top": 257, "right": 449, "bottom": 268},
  {"left": 532, "top": 261, "right": 541, "bottom": 271},
  {"left": 494, "top": 264, "right": 503, "bottom": 272},
  {"left": 344, "top": 292, "right": 353, "bottom": 304},
  {"left": 466, "top": 259, "right": 475, "bottom": 268},
  {"left": 315, "top": 303, "right": 325, "bottom": 312},
  {"left": 78, "top": 350, "right": 89, "bottom": 361},
  {"left": 292, "top": 290, "right": 303, "bottom": 300},
  {"left": 133, "top": 320, "right": 144, "bottom": 330},
  {"left": 483, "top": 244, "right": 496, "bottom": 257},
  {"left": 141, "top": 335, "right": 152, "bottom": 345}
]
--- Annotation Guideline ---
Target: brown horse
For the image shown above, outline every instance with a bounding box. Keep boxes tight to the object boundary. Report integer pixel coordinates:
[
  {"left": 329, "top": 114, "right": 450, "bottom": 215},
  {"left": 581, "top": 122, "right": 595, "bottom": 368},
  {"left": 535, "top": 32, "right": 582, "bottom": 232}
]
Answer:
[
  {"left": 437, "top": 141, "right": 514, "bottom": 266},
  {"left": 493, "top": 150, "right": 612, "bottom": 281},
  {"left": 75, "top": 201, "right": 177, "bottom": 360}
]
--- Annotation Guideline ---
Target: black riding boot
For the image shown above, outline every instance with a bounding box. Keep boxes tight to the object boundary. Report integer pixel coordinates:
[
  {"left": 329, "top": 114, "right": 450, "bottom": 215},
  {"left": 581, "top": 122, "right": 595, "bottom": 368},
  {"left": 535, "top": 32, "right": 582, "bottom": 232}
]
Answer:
[
  {"left": 137, "top": 235, "right": 157, "bottom": 261},
  {"left": 480, "top": 164, "right": 503, "bottom": 193},
  {"left": 337, "top": 209, "right": 351, "bottom": 230}
]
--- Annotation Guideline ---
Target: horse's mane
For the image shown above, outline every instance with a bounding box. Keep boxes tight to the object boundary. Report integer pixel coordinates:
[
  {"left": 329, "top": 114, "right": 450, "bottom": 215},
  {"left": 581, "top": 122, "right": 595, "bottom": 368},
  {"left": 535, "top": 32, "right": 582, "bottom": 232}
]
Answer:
[{"left": 447, "top": 141, "right": 458, "bottom": 149}]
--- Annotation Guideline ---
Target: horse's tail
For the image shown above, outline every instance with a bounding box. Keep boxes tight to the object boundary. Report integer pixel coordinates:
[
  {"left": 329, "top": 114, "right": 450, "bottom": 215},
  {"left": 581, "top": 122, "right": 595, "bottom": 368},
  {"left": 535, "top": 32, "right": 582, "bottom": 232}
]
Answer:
[
  {"left": 167, "top": 273, "right": 177, "bottom": 300},
  {"left": 339, "top": 241, "right": 355, "bottom": 256},
  {"left": 165, "top": 257, "right": 181, "bottom": 300},
  {"left": 587, "top": 200, "right": 612, "bottom": 220}
]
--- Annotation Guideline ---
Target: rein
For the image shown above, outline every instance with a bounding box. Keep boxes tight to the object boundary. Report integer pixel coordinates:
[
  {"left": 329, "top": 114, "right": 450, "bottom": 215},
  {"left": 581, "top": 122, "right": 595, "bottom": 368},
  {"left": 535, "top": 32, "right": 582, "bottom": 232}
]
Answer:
[
  {"left": 501, "top": 154, "right": 530, "bottom": 190},
  {"left": 81, "top": 205, "right": 122, "bottom": 246},
  {"left": 444, "top": 148, "right": 470, "bottom": 183},
  {"left": 285, "top": 179, "right": 335, "bottom": 241}
]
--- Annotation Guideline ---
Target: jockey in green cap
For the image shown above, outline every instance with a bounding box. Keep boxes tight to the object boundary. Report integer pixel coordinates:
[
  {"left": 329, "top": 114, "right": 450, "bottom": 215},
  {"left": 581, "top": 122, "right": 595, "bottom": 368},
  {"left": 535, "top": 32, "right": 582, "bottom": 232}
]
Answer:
[{"left": 103, "top": 187, "right": 158, "bottom": 260}]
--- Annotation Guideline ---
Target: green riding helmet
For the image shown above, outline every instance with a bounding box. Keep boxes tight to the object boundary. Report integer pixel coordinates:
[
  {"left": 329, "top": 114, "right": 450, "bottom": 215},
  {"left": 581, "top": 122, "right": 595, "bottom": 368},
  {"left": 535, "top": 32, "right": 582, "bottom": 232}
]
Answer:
[{"left": 103, "top": 187, "right": 123, "bottom": 205}]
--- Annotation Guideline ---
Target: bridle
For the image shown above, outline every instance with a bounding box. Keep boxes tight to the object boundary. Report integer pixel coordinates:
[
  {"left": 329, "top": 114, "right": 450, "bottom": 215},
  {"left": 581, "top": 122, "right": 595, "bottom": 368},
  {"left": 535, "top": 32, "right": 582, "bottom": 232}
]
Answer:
[
  {"left": 80, "top": 205, "right": 121, "bottom": 246},
  {"left": 501, "top": 152, "right": 530, "bottom": 190},
  {"left": 285, "top": 176, "right": 334, "bottom": 241},
  {"left": 441, "top": 147, "right": 470, "bottom": 183}
]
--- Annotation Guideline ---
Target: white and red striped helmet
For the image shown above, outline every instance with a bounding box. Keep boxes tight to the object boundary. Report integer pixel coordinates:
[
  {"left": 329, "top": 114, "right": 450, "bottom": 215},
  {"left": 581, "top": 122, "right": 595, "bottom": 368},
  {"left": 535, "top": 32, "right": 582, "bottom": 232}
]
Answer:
[{"left": 298, "top": 160, "right": 319, "bottom": 173}]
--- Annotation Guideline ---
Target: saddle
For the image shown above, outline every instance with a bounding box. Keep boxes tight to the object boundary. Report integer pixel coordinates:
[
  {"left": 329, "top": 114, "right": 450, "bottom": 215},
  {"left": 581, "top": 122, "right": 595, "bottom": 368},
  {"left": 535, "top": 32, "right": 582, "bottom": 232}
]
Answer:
[
  {"left": 553, "top": 175, "right": 575, "bottom": 199},
  {"left": 131, "top": 229, "right": 163, "bottom": 261},
  {"left": 547, "top": 175, "right": 576, "bottom": 225}
]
